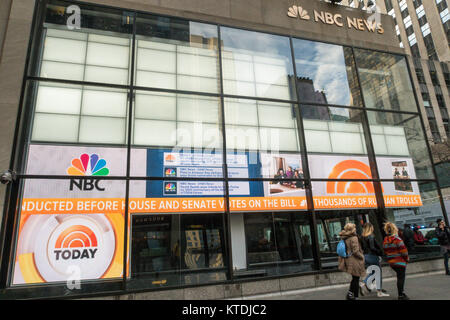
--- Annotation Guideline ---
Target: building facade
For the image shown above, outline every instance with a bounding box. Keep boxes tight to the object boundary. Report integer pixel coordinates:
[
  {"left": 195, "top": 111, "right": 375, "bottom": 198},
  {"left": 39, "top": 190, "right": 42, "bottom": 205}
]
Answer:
[{"left": 0, "top": 0, "right": 448, "bottom": 299}]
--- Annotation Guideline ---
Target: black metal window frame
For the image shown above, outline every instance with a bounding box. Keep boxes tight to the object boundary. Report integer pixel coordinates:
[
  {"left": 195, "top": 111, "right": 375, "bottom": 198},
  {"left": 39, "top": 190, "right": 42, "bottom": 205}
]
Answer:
[{"left": 0, "top": 0, "right": 448, "bottom": 300}]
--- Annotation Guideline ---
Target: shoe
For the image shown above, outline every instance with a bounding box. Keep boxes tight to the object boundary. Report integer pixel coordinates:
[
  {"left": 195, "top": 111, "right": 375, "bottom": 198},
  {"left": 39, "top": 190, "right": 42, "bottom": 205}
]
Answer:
[
  {"left": 398, "top": 294, "right": 410, "bottom": 300},
  {"left": 377, "top": 290, "right": 390, "bottom": 297},
  {"left": 446, "top": 270, "right": 450, "bottom": 276},
  {"left": 346, "top": 291, "right": 357, "bottom": 300},
  {"left": 359, "top": 282, "right": 368, "bottom": 296}
]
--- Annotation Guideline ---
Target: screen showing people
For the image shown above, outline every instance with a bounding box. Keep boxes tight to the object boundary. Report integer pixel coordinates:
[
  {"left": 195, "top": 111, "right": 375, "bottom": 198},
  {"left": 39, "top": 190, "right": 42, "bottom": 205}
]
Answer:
[
  {"left": 270, "top": 156, "right": 305, "bottom": 193},
  {"left": 392, "top": 161, "right": 413, "bottom": 192}
]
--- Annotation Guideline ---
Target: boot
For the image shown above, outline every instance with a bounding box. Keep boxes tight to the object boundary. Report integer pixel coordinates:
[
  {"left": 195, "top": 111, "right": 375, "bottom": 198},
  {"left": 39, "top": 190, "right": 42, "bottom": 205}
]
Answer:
[{"left": 346, "top": 291, "right": 356, "bottom": 300}]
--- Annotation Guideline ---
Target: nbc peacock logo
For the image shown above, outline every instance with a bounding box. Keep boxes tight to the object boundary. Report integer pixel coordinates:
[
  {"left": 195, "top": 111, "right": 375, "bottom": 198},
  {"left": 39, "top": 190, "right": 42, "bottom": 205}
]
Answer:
[
  {"left": 67, "top": 154, "right": 109, "bottom": 191},
  {"left": 53, "top": 225, "right": 98, "bottom": 261},
  {"left": 287, "top": 5, "right": 311, "bottom": 20},
  {"left": 326, "top": 160, "right": 375, "bottom": 194}
]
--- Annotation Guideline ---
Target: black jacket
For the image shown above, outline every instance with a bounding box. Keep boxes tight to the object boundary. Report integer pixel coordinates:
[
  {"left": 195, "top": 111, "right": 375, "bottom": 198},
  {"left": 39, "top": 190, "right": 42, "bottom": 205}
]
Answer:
[
  {"left": 436, "top": 226, "right": 450, "bottom": 246},
  {"left": 360, "top": 234, "right": 384, "bottom": 257}
]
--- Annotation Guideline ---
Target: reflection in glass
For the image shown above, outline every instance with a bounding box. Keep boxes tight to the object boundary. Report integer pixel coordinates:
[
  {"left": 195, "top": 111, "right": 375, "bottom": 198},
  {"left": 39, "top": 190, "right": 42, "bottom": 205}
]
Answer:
[
  {"left": 293, "top": 39, "right": 362, "bottom": 106},
  {"left": 220, "top": 27, "right": 294, "bottom": 100},
  {"left": 132, "top": 92, "right": 222, "bottom": 149},
  {"left": 354, "top": 49, "right": 417, "bottom": 112},
  {"left": 301, "top": 105, "right": 368, "bottom": 156},
  {"left": 135, "top": 15, "right": 219, "bottom": 93},
  {"left": 384, "top": 182, "right": 445, "bottom": 261},
  {"left": 367, "top": 111, "right": 434, "bottom": 180},
  {"left": 225, "top": 98, "right": 299, "bottom": 152},
  {"left": 243, "top": 212, "right": 314, "bottom": 277}
]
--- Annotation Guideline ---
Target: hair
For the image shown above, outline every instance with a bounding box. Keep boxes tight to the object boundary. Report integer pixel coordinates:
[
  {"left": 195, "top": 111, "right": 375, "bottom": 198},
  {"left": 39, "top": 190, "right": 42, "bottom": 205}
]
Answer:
[
  {"left": 384, "top": 222, "right": 398, "bottom": 236},
  {"left": 362, "top": 222, "right": 374, "bottom": 237},
  {"left": 339, "top": 223, "right": 356, "bottom": 237},
  {"left": 437, "top": 219, "right": 443, "bottom": 224}
]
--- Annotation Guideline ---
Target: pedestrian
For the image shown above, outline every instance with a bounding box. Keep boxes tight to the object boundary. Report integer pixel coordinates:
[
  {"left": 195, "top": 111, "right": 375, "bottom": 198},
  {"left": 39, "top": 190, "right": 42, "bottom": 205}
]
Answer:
[
  {"left": 413, "top": 226, "right": 425, "bottom": 245},
  {"left": 338, "top": 223, "right": 366, "bottom": 300},
  {"left": 402, "top": 224, "right": 415, "bottom": 252},
  {"left": 360, "top": 222, "right": 389, "bottom": 297},
  {"left": 435, "top": 219, "right": 450, "bottom": 276},
  {"left": 383, "top": 222, "right": 410, "bottom": 300}
]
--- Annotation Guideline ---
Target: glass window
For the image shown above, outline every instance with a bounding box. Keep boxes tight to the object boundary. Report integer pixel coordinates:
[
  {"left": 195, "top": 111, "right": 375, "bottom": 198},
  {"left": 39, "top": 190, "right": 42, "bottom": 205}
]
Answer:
[
  {"left": 30, "top": 81, "right": 129, "bottom": 145},
  {"left": 129, "top": 213, "right": 227, "bottom": 289},
  {"left": 384, "top": 182, "right": 445, "bottom": 261},
  {"left": 293, "top": 39, "right": 362, "bottom": 106},
  {"left": 367, "top": 111, "right": 435, "bottom": 180},
  {"left": 243, "top": 212, "right": 314, "bottom": 278},
  {"left": 225, "top": 98, "right": 299, "bottom": 153},
  {"left": 354, "top": 49, "right": 418, "bottom": 112},
  {"left": 220, "top": 27, "right": 295, "bottom": 100},
  {"left": 11, "top": 178, "right": 126, "bottom": 286},
  {"left": 135, "top": 15, "right": 219, "bottom": 93},
  {"left": 316, "top": 210, "right": 380, "bottom": 269},
  {"left": 35, "top": 1, "right": 133, "bottom": 85}
]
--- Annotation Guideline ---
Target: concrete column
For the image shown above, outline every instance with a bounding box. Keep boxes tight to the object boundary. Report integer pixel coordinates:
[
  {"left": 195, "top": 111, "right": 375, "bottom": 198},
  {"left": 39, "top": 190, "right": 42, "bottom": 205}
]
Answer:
[{"left": 0, "top": 0, "right": 36, "bottom": 218}]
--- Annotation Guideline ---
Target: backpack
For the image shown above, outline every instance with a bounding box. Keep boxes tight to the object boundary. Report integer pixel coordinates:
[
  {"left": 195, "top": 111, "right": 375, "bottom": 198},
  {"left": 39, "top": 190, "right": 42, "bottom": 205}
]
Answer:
[{"left": 337, "top": 239, "right": 351, "bottom": 258}]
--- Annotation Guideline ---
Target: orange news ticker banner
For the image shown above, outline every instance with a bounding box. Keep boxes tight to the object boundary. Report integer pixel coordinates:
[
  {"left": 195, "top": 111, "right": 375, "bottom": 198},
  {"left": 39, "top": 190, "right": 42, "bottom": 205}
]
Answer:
[{"left": 20, "top": 195, "right": 422, "bottom": 215}]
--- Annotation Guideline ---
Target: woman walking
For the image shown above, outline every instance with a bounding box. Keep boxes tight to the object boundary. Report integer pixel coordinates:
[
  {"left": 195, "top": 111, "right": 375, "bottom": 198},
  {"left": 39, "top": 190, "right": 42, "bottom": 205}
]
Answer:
[
  {"left": 383, "top": 222, "right": 410, "bottom": 300},
  {"left": 360, "top": 222, "right": 389, "bottom": 297},
  {"left": 338, "top": 223, "right": 366, "bottom": 300}
]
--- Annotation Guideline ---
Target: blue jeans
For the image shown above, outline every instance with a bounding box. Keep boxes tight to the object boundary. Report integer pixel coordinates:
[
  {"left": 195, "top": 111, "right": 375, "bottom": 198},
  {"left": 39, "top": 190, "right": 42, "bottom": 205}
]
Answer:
[{"left": 364, "top": 254, "right": 382, "bottom": 290}]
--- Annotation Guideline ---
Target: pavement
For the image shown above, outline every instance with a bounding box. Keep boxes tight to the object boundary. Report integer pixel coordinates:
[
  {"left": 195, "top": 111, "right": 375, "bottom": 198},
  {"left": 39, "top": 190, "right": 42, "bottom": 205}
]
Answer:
[{"left": 240, "top": 271, "right": 450, "bottom": 300}]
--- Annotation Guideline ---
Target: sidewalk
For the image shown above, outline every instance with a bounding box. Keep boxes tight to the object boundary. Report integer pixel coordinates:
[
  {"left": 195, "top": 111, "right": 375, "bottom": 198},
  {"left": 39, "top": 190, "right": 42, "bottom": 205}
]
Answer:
[{"left": 241, "top": 271, "right": 450, "bottom": 300}]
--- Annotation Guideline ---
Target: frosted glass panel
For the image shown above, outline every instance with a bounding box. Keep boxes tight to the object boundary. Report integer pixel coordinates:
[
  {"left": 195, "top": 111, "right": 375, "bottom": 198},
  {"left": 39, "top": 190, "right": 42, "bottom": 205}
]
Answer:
[
  {"left": 136, "top": 71, "right": 176, "bottom": 89},
  {"left": 258, "top": 105, "right": 294, "bottom": 128},
  {"left": 256, "top": 84, "right": 290, "bottom": 100},
  {"left": 177, "top": 97, "right": 219, "bottom": 123},
  {"left": 177, "top": 54, "right": 217, "bottom": 78},
  {"left": 372, "top": 134, "right": 388, "bottom": 155},
  {"left": 223, "top": 80, "right": 256, "bottom": 97},
  {"left": 225, "top": 102, "right": 258, "bottom": 126},
  {"left": 177, "top": 75, "right": 218, "bottom": 93},
  {"left": 32, "top": 113, "right": 79, "bottom": 142},
  {"left": 254, "top": 63, "right": 289, "bottom": 86},
  {"left": 386, "top": 135, "right": 409, "bottom": 155},
  {"left": 84, "top": 65, "right": 128, "bottom": 85},
  {"left": 135, "top": 93, "right": 176, "bottom": 120},
  {"left": 303, "top": 120, "right": 328, "bottom": 130},
  {"left": 86, "top": 42, "right": 129, "bottom": 68},
  {"left": 43, "top": 37, "right": 86, "bottom": 64},
  {"left": 328, "top": 122, "right": 361, "bottom": 133},
  {"left": 89, "top": 34, "right": 129, "bottom": 46},
  {"left": 79, "top": 117, "right": 125, "bottom": 144},
  {"left": 82, "top": 90, "right": 127, "bottom": 117},
  {"left": 222, "top": 59, "right": 254, "bottom": 82},
  {"left": 36, "top": 86, "right": 81, "bottom": 114},
  {"left": 177, "top": 122, "right": 222, "bottom": 148},
  {"left": 134, "top": 120, "right": 176, "bottom": 146},
  {"left": 330, "top": 132, "right": 364, "bottom": 154},
  {"left": 384, "top": 126, "right": 405, "bottom": 135},
  {"left": 226, "top": 126, "right": 259, "bottom": 150},
  {"left": 259, "top": 128, "right": 298, "bottom": 151},
  {"left": 137, "top": 48, "right": 176, "bottom": 73},
  {"left": 305, "top": 130, "right": 332, "bottom": 153},
  {"left": 40, "top": 61, "right": 84, "bottom": 81}
]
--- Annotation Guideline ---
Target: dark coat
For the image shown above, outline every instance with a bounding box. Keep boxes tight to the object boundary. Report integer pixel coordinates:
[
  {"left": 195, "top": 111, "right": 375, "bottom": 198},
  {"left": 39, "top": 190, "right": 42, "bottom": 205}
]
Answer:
[
  {"left": 436, "top": 226, "right": 450, "bottom": 246},
  {"left": 361, "top": 234, "right": 384, "bottom": 257},
  {"left": 338, "top": 232, "right": 366, "bottom": 278}
]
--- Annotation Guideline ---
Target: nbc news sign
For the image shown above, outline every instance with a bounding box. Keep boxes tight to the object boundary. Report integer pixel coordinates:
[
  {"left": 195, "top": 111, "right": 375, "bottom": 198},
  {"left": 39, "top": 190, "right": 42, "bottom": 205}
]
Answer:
[{"left": 287, "top": 3, "right": 384, "bottom": 35}]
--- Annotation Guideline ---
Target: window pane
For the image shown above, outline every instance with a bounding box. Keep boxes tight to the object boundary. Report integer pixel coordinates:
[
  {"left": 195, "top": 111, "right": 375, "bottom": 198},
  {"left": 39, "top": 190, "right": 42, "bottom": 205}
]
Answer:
[
  {"left": 368, "top": 111, "right": 434, "bottom": 179},
  {"left": 33, "top": 1, "right": 133, "bottom": 85},
  {"left": 293, "top": 39, "right": 362, "bottom": 106},
  {"left": 135, "top": 15, "right": 219, "bottom": 93},
  {"left": 384, "top": 181, "right": 445, "bottom": 261},
  {"left": 221, "top": 27, "right": 294, "bottom": 100},
  {"left": 32, "top": 113, "right": 79, "bottom": 142},
  {"left": 301, "top": 106, "right": 370, "bottom": 179},
  {"left": 79, "top": 116, "right": 126, "bottom": 144},
  {"left": 354, "top": 49, "right": 417, "bottom": 112}
]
